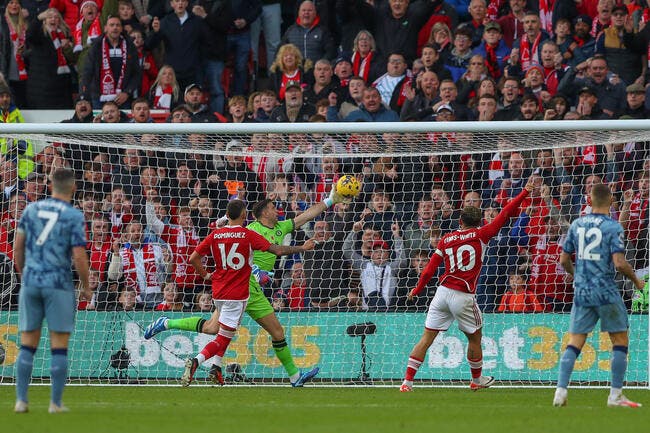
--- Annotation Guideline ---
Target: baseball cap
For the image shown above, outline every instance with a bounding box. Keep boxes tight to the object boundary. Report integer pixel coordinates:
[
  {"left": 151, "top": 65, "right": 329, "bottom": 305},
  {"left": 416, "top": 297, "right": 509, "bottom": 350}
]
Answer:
[
  {"left": 612, "top": 5, "right": 628, "bottom": 15},
  {"left": 74, "top": 94, "right": 90, "bottom": 105},
  {"left": 334, "top": 56, "right": 351, "bottom": 67},
  {"left": 626, "top": 83, "right": 645, "bottom": 93},
  {"left": 484, "top": 21, "right": 501, "bottom": 32},
  {"left": 285, "top": 81, "right": 302, "bottom": 91},
  {"left": 436, "top": 103, "right": 454, "bottom": 113},
  {"left": 371, "top": 240, "right": 390, "bottom": 250},
  {"left": 184, "top": 83, "right": 203, "bottom": 97},
  {"left": 573, "top": 15, "right": 592, "bottom": 26},
  {"left": 578, "top": 86, "right": 597, "bottom": 96}
]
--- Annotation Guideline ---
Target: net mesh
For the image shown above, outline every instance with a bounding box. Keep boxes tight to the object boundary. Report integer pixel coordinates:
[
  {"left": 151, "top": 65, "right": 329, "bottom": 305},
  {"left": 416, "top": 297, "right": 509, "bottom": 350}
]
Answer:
[{"left": 0, "top": 122, "right": 647, "bottom": 387}]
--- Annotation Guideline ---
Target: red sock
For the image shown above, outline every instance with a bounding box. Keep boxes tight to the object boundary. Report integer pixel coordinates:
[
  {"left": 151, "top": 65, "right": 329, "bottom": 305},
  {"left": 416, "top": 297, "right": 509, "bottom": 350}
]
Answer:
[
  {"left": 200, "top": 326, "right": 236, "bottom": 359},
  {"left": 405, "top": 356, "right": 424, "bottom": 381},
  {"left": 468, "top": 356, "right": 482, "bottom": 379}
]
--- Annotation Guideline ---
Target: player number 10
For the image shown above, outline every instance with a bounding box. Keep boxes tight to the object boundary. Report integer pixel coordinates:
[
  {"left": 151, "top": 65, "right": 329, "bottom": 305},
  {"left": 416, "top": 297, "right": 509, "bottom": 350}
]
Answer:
[{"left": 445, "top": 245, "right": 476, "bottom": 272}]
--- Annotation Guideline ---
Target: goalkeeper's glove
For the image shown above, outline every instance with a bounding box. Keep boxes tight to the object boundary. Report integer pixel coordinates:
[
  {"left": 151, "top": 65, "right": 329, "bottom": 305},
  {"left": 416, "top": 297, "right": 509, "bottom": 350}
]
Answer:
[
  {"left": 323, "top": 185, "right": 351, "bottom": 208},
  {"left": 632, "top": 276, "right": 649, "bottom": 313},
  {"left": 252, "top": 264, "right": 274, "bottom": 287}
]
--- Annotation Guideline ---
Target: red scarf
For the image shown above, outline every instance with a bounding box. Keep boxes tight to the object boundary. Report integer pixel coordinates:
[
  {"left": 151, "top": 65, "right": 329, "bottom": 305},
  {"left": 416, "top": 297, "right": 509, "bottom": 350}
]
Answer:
[
  {"left": 591, "top": 17, "right": 609, "bottom": 38},
  {"left": 519, "top": 33, "right": 541, "bottom": 70},
  {"left": 484, "top": 43, "right": 501, "bottom": 80},
  {"left": 100, "top": 36, "right": 127, "bottom": 102},
  {"left": 120, "top": 244, "right": 161, "bottom": 296},
  {"left": 153, "top": 85, "right": 173, "bottom": 110},
  {"left": 6, "top": 17, "right": 27, "bottom": 81},
  {"left": 539, "top": 0, "right": 555, "bottom": 35},
  {"left": 73, "top": 16, "right": 101, "bottom": 52},
  {"left": 352, "top": 51, "right": 374, "bottom": 83},
  {"left": 50, "top": 29, "right": 71, "bottom": 75},
  {"left": 395, "top": 75, "right": 413, "bottom": 108}
]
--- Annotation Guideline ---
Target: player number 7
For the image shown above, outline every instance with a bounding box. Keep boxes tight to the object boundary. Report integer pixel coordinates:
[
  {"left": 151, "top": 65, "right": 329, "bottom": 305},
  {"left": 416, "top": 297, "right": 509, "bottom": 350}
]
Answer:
[{"left": 36, "top": 210, "right": 59, "bottom": 246}]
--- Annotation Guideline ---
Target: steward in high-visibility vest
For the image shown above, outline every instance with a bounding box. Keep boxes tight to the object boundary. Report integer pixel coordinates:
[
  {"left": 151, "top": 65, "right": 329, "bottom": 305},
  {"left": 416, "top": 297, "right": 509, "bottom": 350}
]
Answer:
[{"left": 0, "top": 83, "right": 34, "bottom": 179}]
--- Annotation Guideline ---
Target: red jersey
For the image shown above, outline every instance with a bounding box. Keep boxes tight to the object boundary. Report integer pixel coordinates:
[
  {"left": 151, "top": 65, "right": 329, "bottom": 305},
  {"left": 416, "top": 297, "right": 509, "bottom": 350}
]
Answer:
[
  {"left": 195, "top": 225, "right": 271, "bottom": 301},
  {"left": 413, "top": 189, "right": 530, "bottom": 295},
  {"left": 529, "top": 238, "right": 572, "bottom": 306},
  {"left": 627, "top": 192, "right": 649, "bottom": 241},
  {"left": 162, "top": 225, "right": 201, "bottom": 288}
]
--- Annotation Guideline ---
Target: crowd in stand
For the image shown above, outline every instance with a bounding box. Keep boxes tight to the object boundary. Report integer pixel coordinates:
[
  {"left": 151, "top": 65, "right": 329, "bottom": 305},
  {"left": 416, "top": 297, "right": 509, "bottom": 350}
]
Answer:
[{"left": 0, "top": 0, "right": 649, "bottom": 314}]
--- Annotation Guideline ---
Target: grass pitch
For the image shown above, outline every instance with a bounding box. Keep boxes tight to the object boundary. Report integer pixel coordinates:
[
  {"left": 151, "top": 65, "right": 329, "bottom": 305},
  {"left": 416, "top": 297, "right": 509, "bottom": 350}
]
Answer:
[{"left": 5, "top": 386, "right": 650, "bottom": 433}]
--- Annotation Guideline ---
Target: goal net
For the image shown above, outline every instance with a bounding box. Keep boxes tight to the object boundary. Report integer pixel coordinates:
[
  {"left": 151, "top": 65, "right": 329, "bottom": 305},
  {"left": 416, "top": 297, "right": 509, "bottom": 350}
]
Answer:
[{"left": 0, "top": 120, "right": 647, "bottom": 387}]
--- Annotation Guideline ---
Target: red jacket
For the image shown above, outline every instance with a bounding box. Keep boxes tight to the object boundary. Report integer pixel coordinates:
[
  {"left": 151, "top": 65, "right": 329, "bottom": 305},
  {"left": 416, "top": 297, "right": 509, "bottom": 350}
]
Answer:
[{"left": 49, "top": 0, "right": 105, "bottom": 32}]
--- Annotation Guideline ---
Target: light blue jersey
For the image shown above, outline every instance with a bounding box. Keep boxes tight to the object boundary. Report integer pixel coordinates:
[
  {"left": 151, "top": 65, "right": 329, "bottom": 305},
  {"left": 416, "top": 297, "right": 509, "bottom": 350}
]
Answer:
[
  {"left": 18, "top": 198, "right": 87, "bottom": 292},
  {"left": 562, "top": 213, "right": 625, "bottom": 307}
]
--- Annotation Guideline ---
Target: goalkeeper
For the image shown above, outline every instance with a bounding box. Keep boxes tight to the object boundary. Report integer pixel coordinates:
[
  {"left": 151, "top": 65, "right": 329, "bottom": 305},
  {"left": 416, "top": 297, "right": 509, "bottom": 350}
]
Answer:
[
  {"left": 144, "top": 186, "right": 350, "bottom": 386},
  {"left": 631, "top": 274, "right": 648, "bottom": 313}
]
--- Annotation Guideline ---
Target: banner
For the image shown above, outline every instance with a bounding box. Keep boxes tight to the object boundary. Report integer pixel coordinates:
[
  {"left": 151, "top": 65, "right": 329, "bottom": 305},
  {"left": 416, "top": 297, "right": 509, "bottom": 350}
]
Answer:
[{"left": 1, "top": 312, "right": 647, "bottom": 383}]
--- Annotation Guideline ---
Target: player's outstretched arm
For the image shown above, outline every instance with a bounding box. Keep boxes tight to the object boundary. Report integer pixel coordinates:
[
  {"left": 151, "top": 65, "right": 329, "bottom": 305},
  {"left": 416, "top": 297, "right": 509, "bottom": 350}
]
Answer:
[
  {"left": 189, "top": 251, "right": 212, "bottom": 281},
  {"left": 268, "top": 238, "right": 316, "bottom": 256},
  {"left": 613, "top": 252, "right": 645, "bottom": 290},
  {"left": 72, "top": 246, "right": 92, "bottom": 300},
  {"left": 481, "top": 177, "right": 534, "bottom": 239},
  {"left": 293, "top": 185, "right": 351, "bottom": 228}
]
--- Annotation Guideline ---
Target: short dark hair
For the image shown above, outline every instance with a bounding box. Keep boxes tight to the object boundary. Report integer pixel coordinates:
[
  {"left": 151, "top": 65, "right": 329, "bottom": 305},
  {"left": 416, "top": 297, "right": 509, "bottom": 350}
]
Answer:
[
  {"left": 460, "top": 206, "right": 482, "bottom": 227},
  {"left": 591, "top": 183, "right": 611, "bottom": 207},
  {"left": 252, "top": 199, "right": 273, "bottom": 219},
  {"left": 131, "top": 97, "right": 150, "bottom": 110},
  {"left": 226, "top": 199, "right": 246, "bottom": 220},
  {"left": 51, "top": 168, "right": 76, "bottom": 195}
]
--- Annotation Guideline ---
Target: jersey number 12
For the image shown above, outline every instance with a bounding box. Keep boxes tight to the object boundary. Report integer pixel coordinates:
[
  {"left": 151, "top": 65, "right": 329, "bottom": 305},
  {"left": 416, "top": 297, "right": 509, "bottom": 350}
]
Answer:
[{"left": 576, "top": 227, "right": 602, "bottom": 261}]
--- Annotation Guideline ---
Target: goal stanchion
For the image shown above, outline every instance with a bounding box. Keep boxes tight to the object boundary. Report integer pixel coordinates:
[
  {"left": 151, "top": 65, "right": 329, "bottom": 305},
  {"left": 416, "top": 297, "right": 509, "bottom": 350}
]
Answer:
[{"left": 0, "top": 120, "right": 647, "bottom": 387}]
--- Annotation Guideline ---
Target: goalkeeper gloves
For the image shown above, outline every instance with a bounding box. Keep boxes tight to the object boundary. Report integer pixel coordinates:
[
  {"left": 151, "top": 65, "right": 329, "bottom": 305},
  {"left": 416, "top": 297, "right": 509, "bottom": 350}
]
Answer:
[
  {"left": 323, "top": 185, "right": 351, "bottom": 208},
  {"left": 631, "top": 275, "right": 649, "bottom": 313},
  {"left": 252, "top": 264, "right": 274, "bottom": 288}
]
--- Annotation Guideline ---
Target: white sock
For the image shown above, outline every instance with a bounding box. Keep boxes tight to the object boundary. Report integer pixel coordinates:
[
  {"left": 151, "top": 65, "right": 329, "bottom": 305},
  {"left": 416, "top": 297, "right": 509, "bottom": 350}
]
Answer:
[
  {"left": 290, "top": 372, "right": 300, "bottom": 383},
  {"left": 610, "top": 387, "right": 622, "bottom": 398},
  {"left": 402, "top": 380, "right": 413, "bottom": 387},
  {"left": 196, "top": 354, "right": 206, "bottom": 364}
]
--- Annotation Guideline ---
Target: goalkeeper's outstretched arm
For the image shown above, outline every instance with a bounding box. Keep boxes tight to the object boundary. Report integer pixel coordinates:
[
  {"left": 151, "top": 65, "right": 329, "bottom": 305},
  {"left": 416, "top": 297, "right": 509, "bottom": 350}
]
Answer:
[{"left": 293, "top": 184, "right": 350, "bottom": 227}]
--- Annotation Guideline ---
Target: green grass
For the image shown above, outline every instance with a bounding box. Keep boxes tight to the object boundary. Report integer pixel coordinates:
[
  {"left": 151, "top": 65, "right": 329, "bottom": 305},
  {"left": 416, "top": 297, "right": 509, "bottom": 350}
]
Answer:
[{"left": 5, "top": 387, "right": 650, "bottom": 433}]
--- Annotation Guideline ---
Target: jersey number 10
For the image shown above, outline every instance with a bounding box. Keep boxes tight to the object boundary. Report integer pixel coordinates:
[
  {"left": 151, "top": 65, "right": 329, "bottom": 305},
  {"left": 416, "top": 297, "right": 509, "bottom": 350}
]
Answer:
[
  {"left": 445, "top": 245, "right": 477, "bottom": 272},
  {"left": 576, "top": 227, "right": 602, "bottom": 261}
]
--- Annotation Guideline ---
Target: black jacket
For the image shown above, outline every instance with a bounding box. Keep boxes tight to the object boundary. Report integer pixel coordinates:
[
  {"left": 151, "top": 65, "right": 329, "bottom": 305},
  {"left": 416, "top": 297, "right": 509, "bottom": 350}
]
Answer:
[
  {"left": 147, "top": 11, "right": 205, "bottom": 75},
  {"left": 198, "top": 0, "right": 231, "bottom": 61}
]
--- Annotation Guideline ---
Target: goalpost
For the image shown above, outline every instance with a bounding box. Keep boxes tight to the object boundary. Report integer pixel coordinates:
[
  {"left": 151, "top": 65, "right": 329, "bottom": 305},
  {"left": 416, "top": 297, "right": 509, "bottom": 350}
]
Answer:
[{"left": 0, "top": 120, "right": 647, "bottom": 387}]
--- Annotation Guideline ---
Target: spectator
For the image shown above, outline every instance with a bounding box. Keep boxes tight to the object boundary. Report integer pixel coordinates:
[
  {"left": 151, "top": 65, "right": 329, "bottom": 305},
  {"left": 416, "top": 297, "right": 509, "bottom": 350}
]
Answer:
[
  {"left": 303, "top": 220, "right": 348, "bottom": 309},
  {"left": 568, "top": 15, "right": 596, "bottom": 68},
  {"left": 2, "top": 0, "right": 29, "bottom": 107},
  {"left": 129, "top": 28, "right": 157, "bottom": 98},
  {"left": 494, "top": 76, "right": 520, "bottom": 120},
  {"left": 280, "top": 0, "right": 335, "bottom": 64},
  {"left": 273, "top": 261, "right": 309, "bottom": 311},
  {"left": 444, "top": 25, "right": 474, "bottom": 82},
  {"left": 93, "top": 100, "right": 129, "bottom": 122},
  {"left": 343, "top": 86, "right": 399, "bottom": 122},
  {"left": 464, "top": 0, "right": 487, "bottom": 47},
  {"left": 154, "top": 281, "right": 185, "bottom": 311},
  {"left": 559, "top": 55, "right": 627, "bottom": 117},
  {"left": 595, "top": 4, "right": 645, "bottom": 87},
  {"left": 620, "top": 172, "right": 649, "bottom": 270},
  {"left": 326, "top": 75, "right": 365, "bottom": 121},
  {"left": 303, "top": 59, "right": 340, "bottom": 106},
  {"left": 420, "top": 42, "right": 452, "bottom": 82},
  {"left": 510, "top": 12, "right": 549, "bottom": 73},
  {"left": 183, "top": 83, "right": 218, "bottom": 123},
  {"left": 193, "top": 290, "right": 212, "bottom": 312},
  {"left": 148, "top": 65, "right": 180, "bottom": 111},
  {"left": 117, "top": 0, "right": 143, "bottom": 33},
  {"left": 401, "top": 197, "right": 436, "bottom": 256},
  {"left": 269, "top": 82, "right": 315, "bottom": 122},
  {"left": 335, "top": 0, "right": 375, "bottom": 53},
  {"left": 227, "top": 95, "right": 253, "bottom": 123},
  {"left": 118, "top": 287, "right": 140, "bottom": 310},
  {"left": 373, "top": 52, "right": 413, "bottom": 113},
  {"left": 81, "top": 15, "right": 140, "bottom": 109},
  {"left": 225, "top": 0, "right": 261, "bottom": 97},
  {"left": 193, "top": 0, "right": 230, "bottom": 114},
  {"left": 72, "top": 0, "right": 113, "bottom": 76},
  {"left": 0, "top": 82, "right": 34, "bottom": 179},
  {"left": 250, "top": 0, "right": 281, "bottom": 73},
  {"left": 49, "top": 0, "right": 104, "bottom": 31},
  {"left": 107, "top": 220, "right": 169, "bottom": 309},
  {"left": 433, "top": 78, "right": 473, "bottom": 120},
  {"left": 456, "top": 54, "right": 487, "bottom": 105},
  {"left": 395, "top": 249, "right": 436, "bottom": 311},
  {"left": 400, "top": 70, "right": 439, "bottom": 121},
  {"left": 516, "top": 93, "right": 542, "bottom": 120},
  {"left": 148, "top": 0, "right": 205, "bottom": 91},
  {"left": 62, "top": 94, "right": 93, "bottom": 122},
  {"left": 497, "top": 269, "right": 544, "bottom": 312},
  {"left": 347, "top": 29, "right": 384, "bottom": 85},
  {"left": 87, "top": 214, "right": 112, "bottom": 281},
  {"left": 591, "top": 0, "right": 613, "bottom": 38},
  {"left": 476, "top": 93, "right": 497, "bottom": 121},
  {"left": 473, "top": 21, "right": 509, "bottom": 81},
  {"left": 496, "top": 0, "right": 526, "bottom": 48},
  {"left": 215, "top": 140, "right": 264, "bottom": 205},
  {"left": 268, "top": 43, "right": 308, "bottom": 101},
  {"left": 621, "top": 83, "right": 650, "bottom": 119},
  {"left": 333, "top": 56, "right": 352, "bottom": 87},
  {"left": 426, "top": 22, "right": 453, "bottom": 63}
]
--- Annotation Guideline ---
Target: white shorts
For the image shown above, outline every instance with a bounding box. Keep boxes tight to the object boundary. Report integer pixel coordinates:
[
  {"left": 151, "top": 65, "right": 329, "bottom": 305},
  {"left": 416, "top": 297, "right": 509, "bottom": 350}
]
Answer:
[
  {"left": 213, "top": 299, "right": 247, "bottom": 330},
  {"left": 425, "top": 286, "right": 482, "bottom": 334}
]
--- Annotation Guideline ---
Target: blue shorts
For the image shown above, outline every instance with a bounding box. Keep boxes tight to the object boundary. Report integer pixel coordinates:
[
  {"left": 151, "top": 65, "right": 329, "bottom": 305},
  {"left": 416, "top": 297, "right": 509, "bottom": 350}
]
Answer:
[
  {"left": 568, "top": 301, "right": 629, "bottom": 335},
  {"left": 18, "top": 286, "right": 76, "bottom": 333}
]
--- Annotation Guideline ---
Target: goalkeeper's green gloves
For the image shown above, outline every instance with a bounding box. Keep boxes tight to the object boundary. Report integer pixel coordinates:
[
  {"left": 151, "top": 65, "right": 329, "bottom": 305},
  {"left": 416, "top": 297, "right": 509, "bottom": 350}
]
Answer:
[
  {"left": 323, "top": 185, "right": 351, "bottom": 208},
  {"left": 631, "top": 275, "right": 649, "bottom": 313}
]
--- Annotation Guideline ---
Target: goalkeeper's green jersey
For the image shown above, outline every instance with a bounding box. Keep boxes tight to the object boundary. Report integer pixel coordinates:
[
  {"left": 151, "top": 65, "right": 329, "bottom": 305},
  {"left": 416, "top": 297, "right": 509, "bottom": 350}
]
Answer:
[{"left": 246, "top": 219, "right": 295, "bottom": 271}]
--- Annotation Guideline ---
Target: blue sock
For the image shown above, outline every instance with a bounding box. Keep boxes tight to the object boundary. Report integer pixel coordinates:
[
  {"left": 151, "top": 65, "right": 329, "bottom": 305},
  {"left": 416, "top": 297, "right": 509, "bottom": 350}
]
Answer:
[
  {"left": 557, "top": 345, "right": 580, "bottom": 389},
  {"left": 50, "top": 349, "right": 68, "bottom": 406},
  {"left": 16, "top": 345, "right": 36, "bottom": 403},
  {"left": 611, "top": 346, "right": 628, "bottom": 390}
]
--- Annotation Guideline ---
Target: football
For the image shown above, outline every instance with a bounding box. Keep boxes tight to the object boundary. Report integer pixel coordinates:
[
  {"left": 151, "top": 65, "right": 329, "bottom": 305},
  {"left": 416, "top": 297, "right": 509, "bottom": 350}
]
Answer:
[{"left": 336, "top": 175, "right": 361, "bottom": 198}]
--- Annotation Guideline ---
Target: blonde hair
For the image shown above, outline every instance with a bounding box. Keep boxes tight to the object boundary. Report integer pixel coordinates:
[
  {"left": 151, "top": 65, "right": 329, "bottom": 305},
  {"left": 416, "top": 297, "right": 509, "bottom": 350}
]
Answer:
[
  {"left": 428, "top": 22, "right": 452, "bottom": 45},
  {"left": 270, "top": 44, "right": 312, "bottom": 73},
  {"left": 150, "top": 65, "right": 180, "bottom": 102},
  {"left": 5, "top": 0, "right": 28, "bottom": 36},
  {"left": 38, "top": 8, "right": 71, "bottom": 36}
]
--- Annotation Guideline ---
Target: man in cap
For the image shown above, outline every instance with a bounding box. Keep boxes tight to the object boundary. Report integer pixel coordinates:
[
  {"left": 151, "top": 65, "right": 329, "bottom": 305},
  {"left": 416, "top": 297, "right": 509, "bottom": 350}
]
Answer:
[
  {"left": 575, "top": 85, "right": 608, "bottom": 119},
  {"left": 569, "top": 15, "right": 596, "bottom": 68},
  {"left": 473, "top": 21, "right": 509, "bottom": 80},
  {"left": 620, "top": 83, "right": 649, "bottom": 118},
  {"left": 269, "top": 82, "right": 316, "bottom": 123},
  {"left": 184, "top": 83, "right": 219, "bottom": 123}
]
